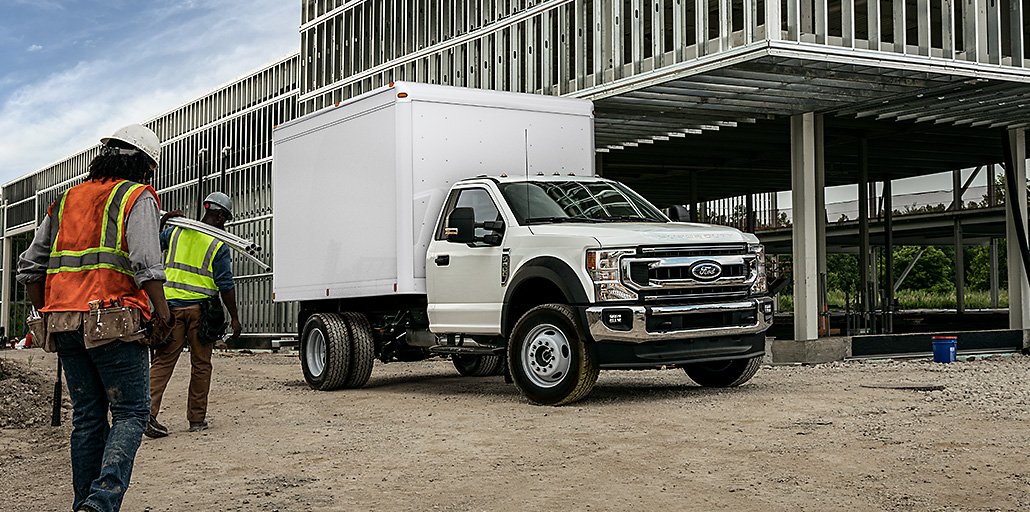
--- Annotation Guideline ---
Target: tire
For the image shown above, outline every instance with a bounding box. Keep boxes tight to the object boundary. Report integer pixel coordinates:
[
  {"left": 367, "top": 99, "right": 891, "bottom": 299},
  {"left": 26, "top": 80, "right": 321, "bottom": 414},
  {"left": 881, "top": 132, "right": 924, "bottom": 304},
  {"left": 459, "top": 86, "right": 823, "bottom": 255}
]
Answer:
[
  {"left": 300, "top": 313, "right": 350, "bottom": 390},
  {"left": 340, "top": 312, "right": 375, "bottom": 389},
  {"left": 683, "top": 356, "right": 762, "bottom": 387},
  {"left": 452, "top": 354, "right": 503, "bottom": 376},
  {"left": 507, "top": 304, "right": 599, "bottom": 406}
]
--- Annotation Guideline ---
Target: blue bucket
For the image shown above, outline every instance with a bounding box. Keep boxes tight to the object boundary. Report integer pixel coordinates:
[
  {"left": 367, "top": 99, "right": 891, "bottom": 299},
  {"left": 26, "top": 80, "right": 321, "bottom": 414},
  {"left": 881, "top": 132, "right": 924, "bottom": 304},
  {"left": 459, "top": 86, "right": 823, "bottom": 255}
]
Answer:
[{"left": 931, "top": 336, "right": 957, "bottom": 363}]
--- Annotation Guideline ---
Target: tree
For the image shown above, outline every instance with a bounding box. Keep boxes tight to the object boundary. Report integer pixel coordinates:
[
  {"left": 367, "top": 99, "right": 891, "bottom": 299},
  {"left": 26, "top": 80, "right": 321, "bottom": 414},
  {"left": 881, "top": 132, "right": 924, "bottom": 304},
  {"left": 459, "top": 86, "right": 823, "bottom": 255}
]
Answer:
[
  {"left": 827, "top": 254, "right": 859, "bottom": 295},
  {"left": 891, "top": 246, "right": 954, "bottom": 294},
  {"left": 967, "top": 240, "right": 1008, "bottom": 291}
]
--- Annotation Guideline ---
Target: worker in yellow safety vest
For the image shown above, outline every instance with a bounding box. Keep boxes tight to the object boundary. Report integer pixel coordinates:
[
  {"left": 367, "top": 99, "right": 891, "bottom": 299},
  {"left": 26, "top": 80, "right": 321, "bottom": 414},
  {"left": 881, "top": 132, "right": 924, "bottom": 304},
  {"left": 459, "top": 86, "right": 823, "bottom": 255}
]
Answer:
[{"left": 145, "top": 192, "right": 242, "bottom": 438}]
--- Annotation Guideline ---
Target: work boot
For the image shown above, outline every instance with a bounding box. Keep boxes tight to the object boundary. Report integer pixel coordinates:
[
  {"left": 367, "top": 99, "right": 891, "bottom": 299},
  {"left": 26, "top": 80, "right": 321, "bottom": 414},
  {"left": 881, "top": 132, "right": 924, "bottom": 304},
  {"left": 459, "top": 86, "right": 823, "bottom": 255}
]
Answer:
[
  {"left": 144, "top": 416, "right": 168, "bottom": 439},
  {"left": 188, "top": 421, "right": 209, "bottom": 432}
]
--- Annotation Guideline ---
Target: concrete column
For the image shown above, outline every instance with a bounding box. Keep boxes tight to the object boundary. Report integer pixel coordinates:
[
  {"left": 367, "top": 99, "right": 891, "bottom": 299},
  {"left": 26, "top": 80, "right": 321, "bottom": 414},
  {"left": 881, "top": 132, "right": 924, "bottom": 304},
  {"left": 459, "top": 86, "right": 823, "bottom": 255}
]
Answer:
[
  {"left": 595, "top": 152, "right": 605, "bottom": 177},
  {"left": 1005, "top": 129, "right": 1030, "bottom": 329},
  {"left": 791, "top": 113, "right": 820, "bottom": 341}
]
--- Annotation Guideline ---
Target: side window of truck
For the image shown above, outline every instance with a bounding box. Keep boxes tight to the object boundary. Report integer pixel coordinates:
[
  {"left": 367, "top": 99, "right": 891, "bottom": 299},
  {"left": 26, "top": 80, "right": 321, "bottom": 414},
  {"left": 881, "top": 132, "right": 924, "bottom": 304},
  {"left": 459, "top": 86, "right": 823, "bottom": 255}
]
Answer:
[{"left": 436, "top": 188, "right": 502, "bottom": 245}]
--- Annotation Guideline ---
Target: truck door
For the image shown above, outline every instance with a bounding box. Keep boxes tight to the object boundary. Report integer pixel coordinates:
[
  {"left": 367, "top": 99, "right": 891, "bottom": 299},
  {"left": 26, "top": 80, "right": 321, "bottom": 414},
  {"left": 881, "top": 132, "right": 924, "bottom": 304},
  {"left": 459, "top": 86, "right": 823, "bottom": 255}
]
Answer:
[{"left": 426, "top": 187, "right": 506, "bottom": 334}]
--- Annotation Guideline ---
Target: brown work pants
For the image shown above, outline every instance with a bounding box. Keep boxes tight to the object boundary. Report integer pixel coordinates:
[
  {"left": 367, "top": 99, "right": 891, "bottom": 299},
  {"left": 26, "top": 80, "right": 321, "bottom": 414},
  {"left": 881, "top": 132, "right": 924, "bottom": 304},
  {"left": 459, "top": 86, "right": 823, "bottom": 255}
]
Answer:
[{"left": 149, "top": 305, "right": 212, "bottom": 423}]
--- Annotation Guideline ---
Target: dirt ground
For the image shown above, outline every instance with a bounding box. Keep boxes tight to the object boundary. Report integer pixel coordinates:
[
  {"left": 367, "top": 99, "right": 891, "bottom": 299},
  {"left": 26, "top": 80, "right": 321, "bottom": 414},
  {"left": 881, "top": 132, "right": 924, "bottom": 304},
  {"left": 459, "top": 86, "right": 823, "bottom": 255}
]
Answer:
[{"left": 1, "top": 347, "right": 1028, "bottom": 512}]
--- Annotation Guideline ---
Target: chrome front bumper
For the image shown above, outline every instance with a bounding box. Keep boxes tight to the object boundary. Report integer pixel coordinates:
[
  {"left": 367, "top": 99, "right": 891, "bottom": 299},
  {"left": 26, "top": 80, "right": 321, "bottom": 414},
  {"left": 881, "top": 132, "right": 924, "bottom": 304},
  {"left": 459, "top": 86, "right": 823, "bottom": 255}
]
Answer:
[{"left": 585, "top": 297, "right": 774, "bottom": 343}]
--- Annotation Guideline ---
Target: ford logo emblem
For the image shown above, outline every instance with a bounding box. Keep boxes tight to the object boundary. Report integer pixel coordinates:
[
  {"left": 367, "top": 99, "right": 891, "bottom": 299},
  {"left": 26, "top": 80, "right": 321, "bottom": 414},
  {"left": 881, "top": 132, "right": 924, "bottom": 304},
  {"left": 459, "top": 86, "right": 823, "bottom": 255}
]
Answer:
[{"left": 691, "top": 261, "right": 722, "bottom": 281}]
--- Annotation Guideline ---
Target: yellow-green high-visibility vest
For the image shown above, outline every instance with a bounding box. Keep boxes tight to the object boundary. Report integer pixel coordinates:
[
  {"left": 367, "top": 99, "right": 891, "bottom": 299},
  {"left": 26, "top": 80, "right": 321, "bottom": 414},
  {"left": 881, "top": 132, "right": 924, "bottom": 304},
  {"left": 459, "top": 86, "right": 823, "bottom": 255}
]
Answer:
[{"left": 163, "top": 226, "right": 224, "bottom": 300}]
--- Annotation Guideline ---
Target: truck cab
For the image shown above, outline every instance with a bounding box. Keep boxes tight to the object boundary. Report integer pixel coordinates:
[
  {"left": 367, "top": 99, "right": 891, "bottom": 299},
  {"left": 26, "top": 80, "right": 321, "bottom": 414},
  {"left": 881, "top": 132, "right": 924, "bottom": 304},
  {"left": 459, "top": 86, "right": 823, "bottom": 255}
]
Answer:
[{"left": 426, "top": 174, "right": 773, "bottom": 405}]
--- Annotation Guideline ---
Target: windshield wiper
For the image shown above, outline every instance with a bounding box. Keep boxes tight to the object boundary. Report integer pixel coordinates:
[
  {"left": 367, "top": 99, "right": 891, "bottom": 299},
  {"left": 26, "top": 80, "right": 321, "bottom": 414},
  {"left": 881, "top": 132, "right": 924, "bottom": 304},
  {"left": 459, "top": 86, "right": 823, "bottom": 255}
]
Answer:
[
  {"left": 525, "top": 216, "right": 605, "bottom": 224},
  {"left": 597, "top": 215, "right": 664, "bottom": 223}
]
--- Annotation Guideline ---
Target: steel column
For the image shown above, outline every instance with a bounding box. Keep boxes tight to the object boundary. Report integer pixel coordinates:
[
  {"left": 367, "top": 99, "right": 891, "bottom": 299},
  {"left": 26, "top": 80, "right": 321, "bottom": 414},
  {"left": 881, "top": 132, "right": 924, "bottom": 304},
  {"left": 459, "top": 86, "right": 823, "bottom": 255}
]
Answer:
[
  {"left": 884, "top": 179, "right": 894, "bottom": 333},
  {"left": 953, "top": 169, "right": 966, "bottom": 313},
  {"left": 859, "top": 138, "right": 870, "bottom": 320},
  {"left": 1006, "top": 128, "right": 1030, "bottom": 329}
]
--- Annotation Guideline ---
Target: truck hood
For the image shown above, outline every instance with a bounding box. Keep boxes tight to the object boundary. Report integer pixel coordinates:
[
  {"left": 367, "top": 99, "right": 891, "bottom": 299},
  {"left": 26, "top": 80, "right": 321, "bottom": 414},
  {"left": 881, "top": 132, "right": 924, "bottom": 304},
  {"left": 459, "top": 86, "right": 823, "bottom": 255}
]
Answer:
[{"left": 528, "top": 222, "right": 753, "bottom": 247}]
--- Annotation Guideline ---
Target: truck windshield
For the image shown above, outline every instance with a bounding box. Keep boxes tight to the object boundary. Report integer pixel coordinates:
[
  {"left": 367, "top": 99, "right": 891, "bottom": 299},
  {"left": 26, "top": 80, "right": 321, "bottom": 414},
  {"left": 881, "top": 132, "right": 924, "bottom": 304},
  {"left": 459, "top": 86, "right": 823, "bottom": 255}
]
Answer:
[{"left": 499, "top": 180, "right": 668, "bottom": 225}]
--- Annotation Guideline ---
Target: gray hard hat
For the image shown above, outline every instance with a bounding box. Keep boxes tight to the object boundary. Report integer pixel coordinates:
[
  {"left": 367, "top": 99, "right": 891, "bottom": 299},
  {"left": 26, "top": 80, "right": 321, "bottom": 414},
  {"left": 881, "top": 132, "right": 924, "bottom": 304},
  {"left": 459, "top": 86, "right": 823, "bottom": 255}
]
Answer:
[{"left": 203, "top": 192, "right": 233, "bottom": 219}]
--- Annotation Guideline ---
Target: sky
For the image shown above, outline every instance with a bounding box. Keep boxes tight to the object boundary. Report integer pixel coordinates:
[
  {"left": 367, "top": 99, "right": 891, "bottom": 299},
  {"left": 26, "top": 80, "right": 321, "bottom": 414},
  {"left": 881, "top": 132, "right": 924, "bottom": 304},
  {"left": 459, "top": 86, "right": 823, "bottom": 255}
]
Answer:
[{"left": 0, "top": 0, "right": 301, "bottom": 186}]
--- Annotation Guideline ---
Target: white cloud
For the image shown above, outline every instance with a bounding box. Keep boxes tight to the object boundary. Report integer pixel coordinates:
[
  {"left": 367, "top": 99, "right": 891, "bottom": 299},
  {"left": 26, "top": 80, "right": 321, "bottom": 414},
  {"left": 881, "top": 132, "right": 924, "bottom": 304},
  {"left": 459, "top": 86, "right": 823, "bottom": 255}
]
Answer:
[
  {"left": 0, "top": 1, "right": 299, "bottom": 184},
  {"left": 26, "top": 44, "right": 42, "bottom": 52}
]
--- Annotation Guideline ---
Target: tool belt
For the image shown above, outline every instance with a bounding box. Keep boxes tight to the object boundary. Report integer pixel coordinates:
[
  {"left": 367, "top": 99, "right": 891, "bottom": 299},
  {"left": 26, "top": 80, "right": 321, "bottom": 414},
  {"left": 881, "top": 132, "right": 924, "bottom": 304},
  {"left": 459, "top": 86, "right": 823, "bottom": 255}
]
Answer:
[{"left": 29, "top": 299, "right": 150, "bottom": 352}]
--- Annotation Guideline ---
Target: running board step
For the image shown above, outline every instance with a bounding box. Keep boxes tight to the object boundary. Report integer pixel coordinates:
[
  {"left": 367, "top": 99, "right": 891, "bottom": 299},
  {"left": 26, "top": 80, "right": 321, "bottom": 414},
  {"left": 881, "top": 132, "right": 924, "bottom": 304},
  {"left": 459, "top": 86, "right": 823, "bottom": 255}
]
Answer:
[{"left": 428, "top": 345, "right": 505, "bottom": 356}]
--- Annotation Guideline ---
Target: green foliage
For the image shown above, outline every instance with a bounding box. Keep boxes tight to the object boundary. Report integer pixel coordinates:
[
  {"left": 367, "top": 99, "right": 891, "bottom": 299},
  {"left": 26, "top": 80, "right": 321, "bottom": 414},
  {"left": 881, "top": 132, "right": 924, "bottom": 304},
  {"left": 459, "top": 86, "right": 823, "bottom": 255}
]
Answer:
[
  {"left": 779, "top": 289, "right": 1008, "bottom": 311},
  {"left": 966, "top": 240, "right": 1008, "bottom": 291},
  {"left": 901, "top": 203, "right": 947, "bottom": 215},
  {"left": 891, "top": 246, "right": 955, "bottom": 293},
  {"left": 775, "top": 240, "right": 1013, "bottom": 310},
  {"left": 827, "top": 254, "right": 859, "bottom": 295},
  {"left": 778, "top": 293, "right": 793, "bottom": 311}
]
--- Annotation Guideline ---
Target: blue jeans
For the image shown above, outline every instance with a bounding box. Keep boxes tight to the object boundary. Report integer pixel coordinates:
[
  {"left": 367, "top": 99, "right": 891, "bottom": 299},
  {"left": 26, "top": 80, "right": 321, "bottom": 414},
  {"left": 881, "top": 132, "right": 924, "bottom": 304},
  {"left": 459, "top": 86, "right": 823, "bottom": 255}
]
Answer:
[{"left": 55, "top": 331, "right": 150, "bottom": 512}]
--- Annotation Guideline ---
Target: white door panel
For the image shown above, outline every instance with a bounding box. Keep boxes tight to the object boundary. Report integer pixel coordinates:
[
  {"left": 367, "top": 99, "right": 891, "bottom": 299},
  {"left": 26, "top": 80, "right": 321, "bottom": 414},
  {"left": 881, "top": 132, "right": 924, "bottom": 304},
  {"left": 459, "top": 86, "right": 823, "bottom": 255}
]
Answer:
[{"left": 427, "top": 186, "right": 507, "bottom": 334}]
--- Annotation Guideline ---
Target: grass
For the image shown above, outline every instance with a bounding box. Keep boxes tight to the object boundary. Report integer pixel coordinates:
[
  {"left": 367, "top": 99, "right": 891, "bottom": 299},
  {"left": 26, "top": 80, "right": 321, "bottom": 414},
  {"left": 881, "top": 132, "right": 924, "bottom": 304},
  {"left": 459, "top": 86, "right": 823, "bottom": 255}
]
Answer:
[{"left": 778, "top": 289, "right": 1009, "bottom": 311}]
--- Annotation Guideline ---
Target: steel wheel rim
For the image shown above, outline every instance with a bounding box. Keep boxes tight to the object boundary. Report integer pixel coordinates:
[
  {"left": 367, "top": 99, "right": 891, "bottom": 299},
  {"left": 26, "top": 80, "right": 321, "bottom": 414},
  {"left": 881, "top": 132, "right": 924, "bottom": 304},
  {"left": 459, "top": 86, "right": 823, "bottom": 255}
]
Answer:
[
  {"left": 521, "top": 323, "right": 572, "bottom": 389},
  {"left": 306, "top": 328, "right": 326, "bottom": 377}
]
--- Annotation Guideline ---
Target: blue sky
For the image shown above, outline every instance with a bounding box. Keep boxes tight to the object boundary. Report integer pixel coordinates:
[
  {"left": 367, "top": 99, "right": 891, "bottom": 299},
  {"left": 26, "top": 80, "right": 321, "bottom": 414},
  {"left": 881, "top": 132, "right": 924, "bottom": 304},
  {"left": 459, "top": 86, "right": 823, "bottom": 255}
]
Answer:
[{"left": 0, "top": 0, "right": 300, "bottom": 185}]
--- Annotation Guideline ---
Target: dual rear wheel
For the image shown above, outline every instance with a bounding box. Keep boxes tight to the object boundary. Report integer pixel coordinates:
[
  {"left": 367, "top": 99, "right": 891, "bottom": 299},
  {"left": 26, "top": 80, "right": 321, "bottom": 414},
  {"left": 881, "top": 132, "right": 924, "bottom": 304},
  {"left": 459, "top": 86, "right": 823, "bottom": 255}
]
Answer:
[{"left": 300, "top": 312, "right": 375, "bottom": 390}]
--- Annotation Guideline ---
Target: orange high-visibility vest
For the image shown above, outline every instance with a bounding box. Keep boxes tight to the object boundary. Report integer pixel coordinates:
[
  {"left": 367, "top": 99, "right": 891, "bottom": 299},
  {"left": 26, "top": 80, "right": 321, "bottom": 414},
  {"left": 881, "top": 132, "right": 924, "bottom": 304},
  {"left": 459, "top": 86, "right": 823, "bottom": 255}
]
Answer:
[{"left": 43, "top": 179, "right": 159, "bottom": 318}]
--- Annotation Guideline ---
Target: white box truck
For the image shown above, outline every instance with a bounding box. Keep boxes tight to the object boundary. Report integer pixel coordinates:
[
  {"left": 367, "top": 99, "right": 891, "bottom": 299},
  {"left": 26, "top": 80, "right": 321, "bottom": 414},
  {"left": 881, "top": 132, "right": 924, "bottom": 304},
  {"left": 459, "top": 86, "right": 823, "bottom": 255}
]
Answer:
[{"left": 272, "top": 82, "right": 773, "bottom": 405}]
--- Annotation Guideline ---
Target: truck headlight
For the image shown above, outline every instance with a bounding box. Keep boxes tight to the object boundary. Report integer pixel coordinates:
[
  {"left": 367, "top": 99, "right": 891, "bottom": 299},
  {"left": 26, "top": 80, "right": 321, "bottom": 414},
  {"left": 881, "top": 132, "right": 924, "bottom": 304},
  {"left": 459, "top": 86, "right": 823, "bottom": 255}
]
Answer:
[
  {"left": 586, "top": 249, "right": 638, "bottom": 301},
  {"left": 749, "top": 243, "right": 767, "bottom": 295}
]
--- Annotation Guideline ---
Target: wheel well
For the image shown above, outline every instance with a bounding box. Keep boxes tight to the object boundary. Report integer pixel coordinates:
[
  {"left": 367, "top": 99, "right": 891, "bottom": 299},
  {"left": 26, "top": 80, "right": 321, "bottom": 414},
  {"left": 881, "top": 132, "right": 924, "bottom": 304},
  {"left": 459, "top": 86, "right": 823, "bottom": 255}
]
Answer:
[{"left": 504, "top": 277, "right": 569, "bottom": 336}]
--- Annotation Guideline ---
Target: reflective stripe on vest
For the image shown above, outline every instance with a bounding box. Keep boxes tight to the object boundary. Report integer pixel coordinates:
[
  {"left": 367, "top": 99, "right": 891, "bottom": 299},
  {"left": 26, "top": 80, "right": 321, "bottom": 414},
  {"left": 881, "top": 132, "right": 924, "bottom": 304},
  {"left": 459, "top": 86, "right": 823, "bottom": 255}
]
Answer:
[
  {"left": 163, "top": 226, "right": 222, "bottom": 300},
  {"left": 42, "top": 179, "right": 158, "bottom": 316},
  {"left": 48, "top": 180, "right": 144, "bottom": 277}
]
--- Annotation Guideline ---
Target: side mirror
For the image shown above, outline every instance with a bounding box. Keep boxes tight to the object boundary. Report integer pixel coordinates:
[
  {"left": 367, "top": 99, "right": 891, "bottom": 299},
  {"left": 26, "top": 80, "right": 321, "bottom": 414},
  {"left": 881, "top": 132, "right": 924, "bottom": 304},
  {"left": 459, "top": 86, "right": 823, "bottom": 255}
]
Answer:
[
  {"left": 668, "top": 205, "right": 690, "bottom": 222},
  {"left": 445, "top": 207, "right": 476, "bottom": 243},
  {"left": 478, "top": 219, "right": 504, "bottom": 246}
]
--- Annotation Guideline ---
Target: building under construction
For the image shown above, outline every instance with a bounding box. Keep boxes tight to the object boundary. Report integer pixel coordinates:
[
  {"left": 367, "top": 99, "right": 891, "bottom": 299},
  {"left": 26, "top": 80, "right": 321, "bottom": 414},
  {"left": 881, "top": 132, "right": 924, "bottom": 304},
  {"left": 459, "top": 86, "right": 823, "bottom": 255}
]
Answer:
[{"left": 3, "top": 1, "right": 1029, "bottom": 351}]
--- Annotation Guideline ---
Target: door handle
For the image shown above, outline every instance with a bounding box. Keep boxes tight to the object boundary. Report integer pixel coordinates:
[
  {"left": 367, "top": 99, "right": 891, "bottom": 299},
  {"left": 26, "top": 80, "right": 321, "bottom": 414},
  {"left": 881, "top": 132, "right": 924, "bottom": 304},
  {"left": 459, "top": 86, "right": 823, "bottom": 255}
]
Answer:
[{"left": 435, "top": 255, "right": 450, "bottom": 266}]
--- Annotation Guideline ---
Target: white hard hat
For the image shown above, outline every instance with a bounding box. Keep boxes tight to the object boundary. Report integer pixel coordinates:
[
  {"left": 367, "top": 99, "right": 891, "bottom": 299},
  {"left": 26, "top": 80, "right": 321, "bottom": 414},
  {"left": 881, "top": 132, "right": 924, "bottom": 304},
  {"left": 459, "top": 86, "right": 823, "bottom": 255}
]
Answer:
[
  {"left": 204, "top": 192, "right": 233, "bottom": 219},
  {"left": 101, "top": 123, "right": 161, "bottom": 167}
]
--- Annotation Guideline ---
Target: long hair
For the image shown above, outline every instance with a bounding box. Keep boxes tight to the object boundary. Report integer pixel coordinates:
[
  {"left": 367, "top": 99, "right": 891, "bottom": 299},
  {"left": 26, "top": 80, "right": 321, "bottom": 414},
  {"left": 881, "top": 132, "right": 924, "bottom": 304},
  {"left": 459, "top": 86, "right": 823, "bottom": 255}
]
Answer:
[{"left": 85, "top": 140, "right": 153, "bottom": 184}]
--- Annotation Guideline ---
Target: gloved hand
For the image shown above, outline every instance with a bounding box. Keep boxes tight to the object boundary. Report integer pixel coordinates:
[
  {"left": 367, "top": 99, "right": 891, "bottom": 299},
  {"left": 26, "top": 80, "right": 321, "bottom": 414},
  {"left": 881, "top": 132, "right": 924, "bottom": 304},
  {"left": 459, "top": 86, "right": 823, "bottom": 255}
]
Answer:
[
  {"left": 160, "top": 209, "right": 185, "bottom": 229},
  {"left": 146, "top": 312, "right": 176, "bottom": 347}
]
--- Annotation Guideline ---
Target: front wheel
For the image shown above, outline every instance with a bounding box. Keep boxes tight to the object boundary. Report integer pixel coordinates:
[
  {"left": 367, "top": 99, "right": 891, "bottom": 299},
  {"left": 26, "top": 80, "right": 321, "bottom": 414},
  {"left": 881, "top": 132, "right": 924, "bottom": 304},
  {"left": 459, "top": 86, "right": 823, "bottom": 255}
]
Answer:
[
  {"left": 507, "top": 304, "right": 598, "bottom": 406},
  {"left": 683, "top": 356, "right": 762, "bottom": 387}
]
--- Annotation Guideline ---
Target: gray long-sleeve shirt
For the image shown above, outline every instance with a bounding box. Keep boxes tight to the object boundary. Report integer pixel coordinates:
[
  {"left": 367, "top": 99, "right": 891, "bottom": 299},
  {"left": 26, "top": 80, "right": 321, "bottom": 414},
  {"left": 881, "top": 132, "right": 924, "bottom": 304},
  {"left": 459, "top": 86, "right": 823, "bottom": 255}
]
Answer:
[{"left": 17, "top": 187, "right": 166, "bottom": 287}]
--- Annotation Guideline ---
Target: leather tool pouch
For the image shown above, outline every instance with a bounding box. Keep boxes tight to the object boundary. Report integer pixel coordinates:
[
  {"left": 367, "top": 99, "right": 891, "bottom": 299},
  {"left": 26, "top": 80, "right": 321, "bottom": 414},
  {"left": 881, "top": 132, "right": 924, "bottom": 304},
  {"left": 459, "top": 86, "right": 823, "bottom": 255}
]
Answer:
[
  {"left": 84, "top": 307, "right": 146, "bottom": 345},
  {"left": 27, "top": 316, "right": 51, "bottom": 353}
]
